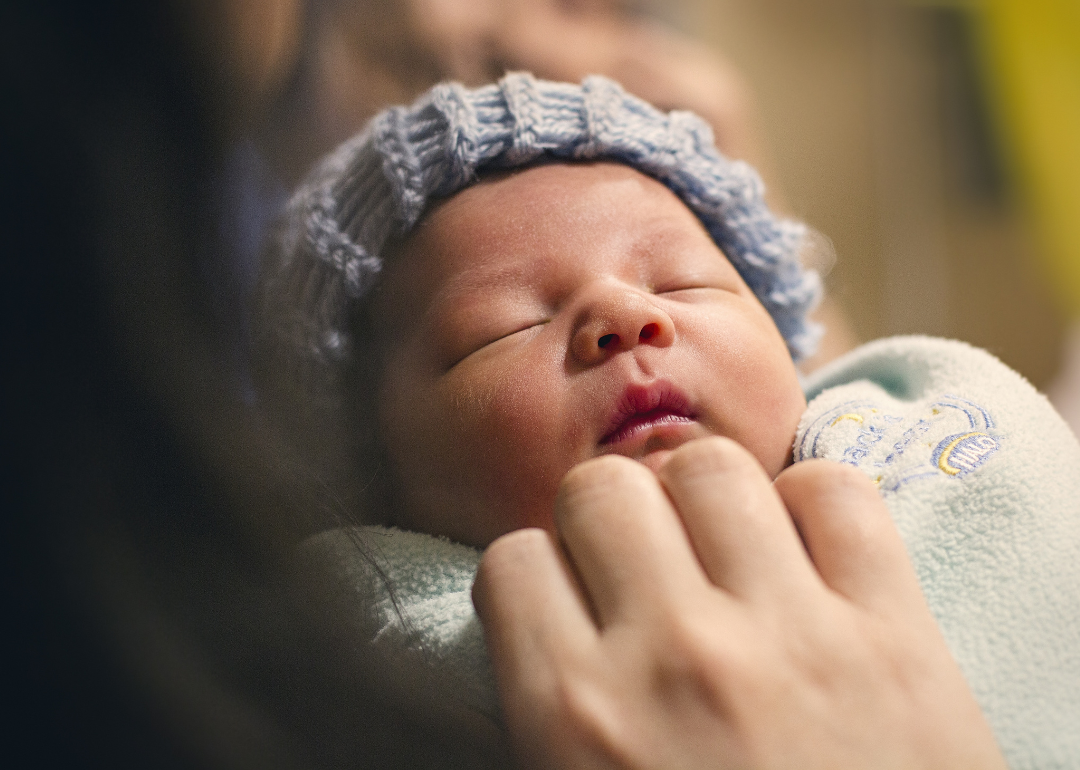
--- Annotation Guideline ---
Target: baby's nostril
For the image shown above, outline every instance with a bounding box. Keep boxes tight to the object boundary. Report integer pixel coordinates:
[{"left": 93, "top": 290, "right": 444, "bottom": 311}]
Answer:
[
  {"left": 598, "top": 333, "right": 618, "bottom": 349},
  {"left": 639, "top": 323, "right": 659, "bottom": 341}
]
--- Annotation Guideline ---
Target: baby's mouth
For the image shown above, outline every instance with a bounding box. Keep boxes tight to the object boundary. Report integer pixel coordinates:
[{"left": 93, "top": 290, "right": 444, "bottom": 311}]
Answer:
[
  {"left": 600, "top": 382, "right": 696, "bottom": 447},
  {"left": 601, "top": 409, "right": 695, "bottom": 445}
]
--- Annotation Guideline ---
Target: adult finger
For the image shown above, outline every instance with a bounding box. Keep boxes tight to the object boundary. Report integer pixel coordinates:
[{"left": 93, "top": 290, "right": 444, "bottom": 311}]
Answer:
[
  {"left": 774, "top": 460, "right": 928, "bottom": 619},
  {"left": 553, "top": 455, "right": 711, "bottom": 628},
  {"left": 473, "top": 528, "right": 597, "bottom": 690},
  {"left": 657, "top": 437, "right": 816, "bottom": 600}
]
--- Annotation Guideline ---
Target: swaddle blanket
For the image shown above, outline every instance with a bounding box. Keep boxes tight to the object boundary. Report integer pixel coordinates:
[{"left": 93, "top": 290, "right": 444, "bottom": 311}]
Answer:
[{"left": 299, "top": 336, "right": 1080, "bottom": 768}]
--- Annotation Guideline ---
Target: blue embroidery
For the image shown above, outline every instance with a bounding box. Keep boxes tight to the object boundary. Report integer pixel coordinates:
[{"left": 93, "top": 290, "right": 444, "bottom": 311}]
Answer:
[
  {"left": 800, "top": 394, "right": 1001, "bottom": 493},
  {"left": 931, "top": 432, "right": 1000, "bottom": 477}
]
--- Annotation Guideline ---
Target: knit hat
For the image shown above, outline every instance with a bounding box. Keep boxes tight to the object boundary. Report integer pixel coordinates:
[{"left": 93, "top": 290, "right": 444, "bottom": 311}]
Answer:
[{"left": 265, "top": 72, "right": 822, "bottom": 373}]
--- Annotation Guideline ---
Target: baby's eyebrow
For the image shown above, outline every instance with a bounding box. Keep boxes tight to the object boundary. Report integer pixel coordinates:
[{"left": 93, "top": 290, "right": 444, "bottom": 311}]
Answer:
[{"left": 426, "top": 261, "right": 535, "bottom": 320}]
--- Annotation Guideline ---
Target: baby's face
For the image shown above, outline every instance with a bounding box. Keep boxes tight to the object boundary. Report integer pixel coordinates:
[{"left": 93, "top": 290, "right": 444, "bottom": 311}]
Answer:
[{"left": 371, "top": 162, "right": 806, "bottom": 547}]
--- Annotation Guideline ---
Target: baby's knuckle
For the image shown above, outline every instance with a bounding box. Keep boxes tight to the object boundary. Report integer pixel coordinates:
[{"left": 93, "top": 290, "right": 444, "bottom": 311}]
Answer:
[
  {"left": 654, "top": 612, "right": 742, "bottom": 706},
  {"left": 663, "top": 436, "right": 757, "bottom": 482},
  {"left": 550, "top": 673, "right": 598, "bottom": 722},
  {"left": 557, "top": 455, "right": 656, "bottom": 513},
  {"left": 544, "top": 672, "right": 629, "bottom": 760},
  {"left": 824, "top": 461, "right": 879, "bottom": 495},
  {"left": 476, "top": 528, "right": 551, "bottom": 582},
  {"left": 779, "top": 458, "right": 874, "bottom": 498},
  {"left": 485, "top": 526, "right": 551, "bottom": 562},
  {"left": 867, "top": 620, "right": 941, "bottom": 686},
  {"left": 563, "top": 454, "right": 645, "bottom": 491},
  {"left": 661, "top": 610, "right": 714, "bottom": 655}
]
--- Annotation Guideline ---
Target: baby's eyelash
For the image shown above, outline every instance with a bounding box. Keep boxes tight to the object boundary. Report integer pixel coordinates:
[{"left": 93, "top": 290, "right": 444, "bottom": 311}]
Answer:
[
  {"left": 657, "top": 285, "right": 722, "bottom": 295},
  {"left": 448, "top": 320, "right": 548, "bottom": 370},
  {"left": 503, "top": 318, "right": 549, "bottom": 338}
]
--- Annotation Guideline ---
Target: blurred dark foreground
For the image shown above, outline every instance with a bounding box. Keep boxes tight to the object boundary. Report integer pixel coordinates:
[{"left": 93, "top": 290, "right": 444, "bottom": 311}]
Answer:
[{"left": 3, "top": 2, "right": 476, "bottom": 767}]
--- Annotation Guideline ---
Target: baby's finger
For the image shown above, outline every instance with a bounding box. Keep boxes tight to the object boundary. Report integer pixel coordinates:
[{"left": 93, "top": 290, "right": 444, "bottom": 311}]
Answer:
[
  {"left": 774, "top": 460, "right": 928, "bottom": 619},
  {"left": 658, "top": 437, "right": 817, "bottom": 600},
  {"left": 473, "top": 528, "right": 598, "bottom": 693},
  {"left": 553, "top": 455, "right": 709, "bottom": 628}
]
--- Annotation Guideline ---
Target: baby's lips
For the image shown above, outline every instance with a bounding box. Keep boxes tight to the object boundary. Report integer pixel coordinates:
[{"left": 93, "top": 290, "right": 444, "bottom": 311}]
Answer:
[
  {"left": 602, "top": 411, "right": 696, "bottom": 447},
  {"left": 600, "top": 380, "right": 695, "bottom": 445}
]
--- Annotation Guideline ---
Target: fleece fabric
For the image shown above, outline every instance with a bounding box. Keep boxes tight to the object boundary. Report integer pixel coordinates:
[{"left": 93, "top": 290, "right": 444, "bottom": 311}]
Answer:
[{"left": 299, "top": 336, "right": 1080, "bottom": 768}]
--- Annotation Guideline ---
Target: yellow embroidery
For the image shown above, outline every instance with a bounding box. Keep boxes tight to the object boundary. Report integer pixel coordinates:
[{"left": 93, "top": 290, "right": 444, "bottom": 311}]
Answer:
[{"left": 830, "top": 413, "right": 864, "bottom": 426}]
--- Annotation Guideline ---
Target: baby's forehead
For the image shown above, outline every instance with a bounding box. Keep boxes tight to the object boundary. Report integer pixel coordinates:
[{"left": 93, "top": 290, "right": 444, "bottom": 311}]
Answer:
[
  {"left": 384, "top": 161, "right": 721, "bottom": 291},
  {"left": 411, "top": 162, "right": 717, "bottom": 270},
  {"left": 437, "top": 161, "right": 691, "bottom": 226}
]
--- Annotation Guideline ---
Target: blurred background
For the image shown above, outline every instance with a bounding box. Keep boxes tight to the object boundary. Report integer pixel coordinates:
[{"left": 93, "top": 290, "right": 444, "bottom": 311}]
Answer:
[
  {"left": 8, "top": 0, "right": 1079, "bottom": 767},
  {"left": 675, "top": 0, "right": 1080, "bottom": 413}
]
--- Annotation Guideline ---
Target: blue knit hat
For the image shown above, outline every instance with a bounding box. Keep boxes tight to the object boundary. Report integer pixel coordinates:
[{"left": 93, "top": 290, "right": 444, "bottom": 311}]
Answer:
[{"left": 267, "top": 72, "right": 822, "bottom": 369}]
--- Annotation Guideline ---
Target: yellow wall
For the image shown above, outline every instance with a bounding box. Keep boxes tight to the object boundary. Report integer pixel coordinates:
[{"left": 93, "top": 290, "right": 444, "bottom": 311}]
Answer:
[{"left": 976, "top": 0, "right": 1080, "bottom": 315}]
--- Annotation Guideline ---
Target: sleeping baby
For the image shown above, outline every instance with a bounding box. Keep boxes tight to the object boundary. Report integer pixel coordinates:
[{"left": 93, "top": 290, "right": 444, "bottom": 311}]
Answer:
[{"left": 256, "top": 74, "right": 1080, "bottom": 769}]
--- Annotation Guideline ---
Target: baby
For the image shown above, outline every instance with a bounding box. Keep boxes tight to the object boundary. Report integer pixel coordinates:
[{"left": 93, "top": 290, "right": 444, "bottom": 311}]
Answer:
[
  {"left": 371, "top": 159, "right": 806, "bottom": 547},
  {"left": 263, "top": 72, "right": 818, "bottom": 544},
  {"left": 259, "top": 74, "right": 1079, "bottom": 767}
]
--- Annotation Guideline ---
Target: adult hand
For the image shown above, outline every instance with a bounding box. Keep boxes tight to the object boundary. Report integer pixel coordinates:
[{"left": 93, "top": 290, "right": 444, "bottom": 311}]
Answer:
[{"left": 473, "top": 437, "right": 1006, "bottom": 769}]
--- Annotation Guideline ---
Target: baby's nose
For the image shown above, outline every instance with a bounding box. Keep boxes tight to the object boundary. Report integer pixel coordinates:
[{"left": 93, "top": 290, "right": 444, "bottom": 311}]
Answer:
[{"left": 570, "top": 285, "right": 675, "bottom": 365}]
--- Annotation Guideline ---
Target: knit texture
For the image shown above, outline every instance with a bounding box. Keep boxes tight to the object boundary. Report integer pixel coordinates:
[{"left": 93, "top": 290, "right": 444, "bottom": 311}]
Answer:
[{"left": 268, "top": 72, "right": 822, "bottom": 369}]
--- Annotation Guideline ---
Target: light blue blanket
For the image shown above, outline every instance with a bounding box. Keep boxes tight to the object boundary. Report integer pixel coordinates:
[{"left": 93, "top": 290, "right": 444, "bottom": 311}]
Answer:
[{"left": 300, "top": 336, "right": 1080, "bottom": 768}]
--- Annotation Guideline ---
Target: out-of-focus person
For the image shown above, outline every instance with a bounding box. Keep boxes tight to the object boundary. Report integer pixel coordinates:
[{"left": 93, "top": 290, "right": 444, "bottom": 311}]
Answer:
[{"left": 8, "top": 0, "right": 456, "bottom": 767}]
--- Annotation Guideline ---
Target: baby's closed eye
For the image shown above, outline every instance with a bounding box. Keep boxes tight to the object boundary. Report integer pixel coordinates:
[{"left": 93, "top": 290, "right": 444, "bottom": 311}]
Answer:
[
  {"left": 470, "top": 320, "right": 547, "bottom": 360},
  {"left": 440, "top": 314, "right": 549, "bottom": 370},
  {"left": 655, "top": 286, "right": 731, "bottom": 302},
  {"left": 651, "top": 270, "right": 741, "bottom": 302}
]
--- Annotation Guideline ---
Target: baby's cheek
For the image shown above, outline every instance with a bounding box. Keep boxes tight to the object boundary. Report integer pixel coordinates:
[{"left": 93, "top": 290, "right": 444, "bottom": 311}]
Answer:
[
  {"left": 695, "top": 316, "right": 804, "bottom": 478},
  {"left": 461, "top": 366, "right": 574, "bottom": 534},
  {"left": 740, "top": 373, "right": 805, "bottom": 478}
]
